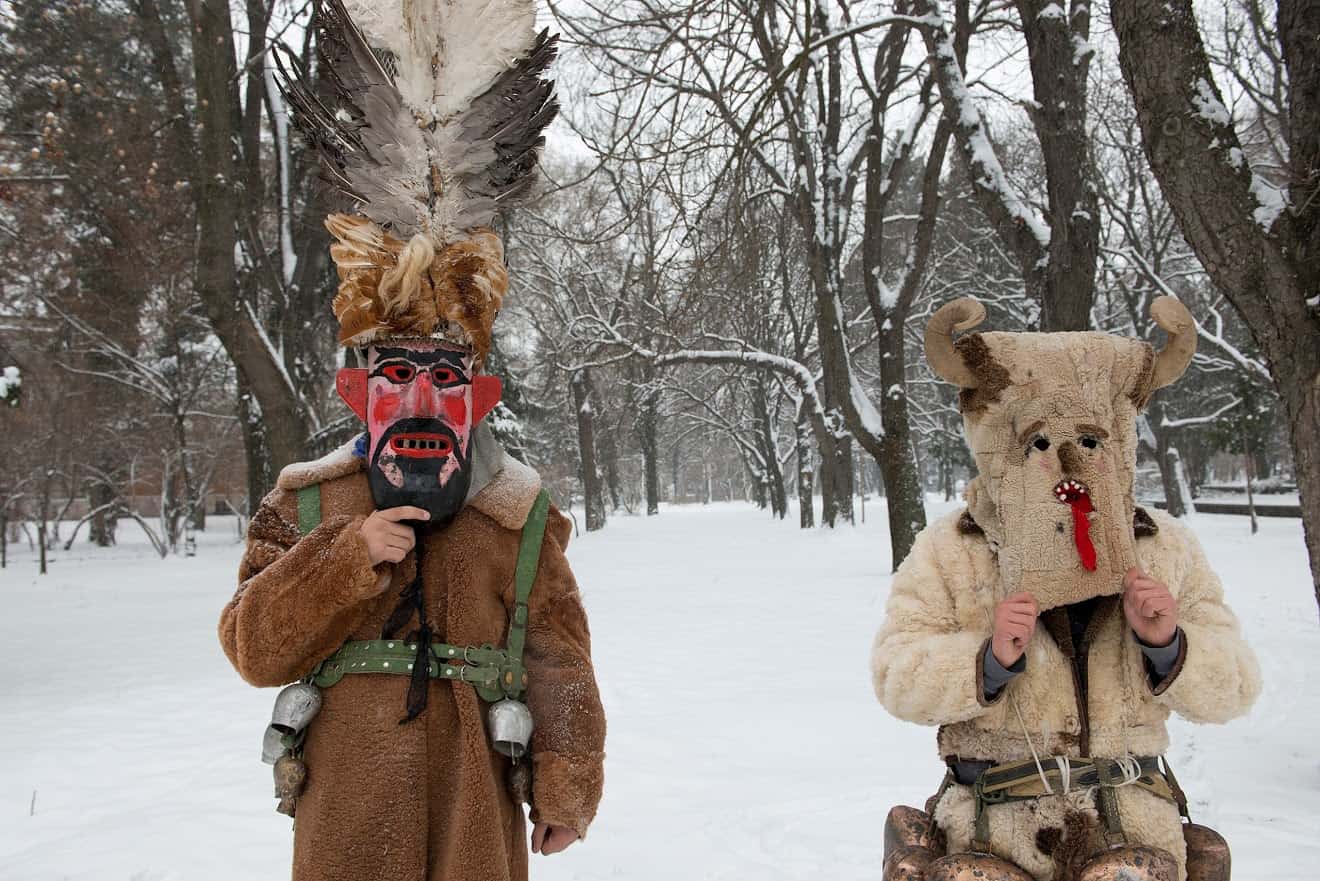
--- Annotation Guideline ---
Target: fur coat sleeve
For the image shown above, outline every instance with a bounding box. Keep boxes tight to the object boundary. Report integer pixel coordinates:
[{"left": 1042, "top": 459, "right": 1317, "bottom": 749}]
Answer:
[
  {"left": 219, "top": 490, "right": 383, "bottom": 688},
  {"left": 1144, "top": 515, "right": 1261, "bottom": 723},
  {"left": 871, "top": 515, "right": 998, "bottom": 727},
  {"left": 517, "top": 507, "right": 606, "bottom": 839}
]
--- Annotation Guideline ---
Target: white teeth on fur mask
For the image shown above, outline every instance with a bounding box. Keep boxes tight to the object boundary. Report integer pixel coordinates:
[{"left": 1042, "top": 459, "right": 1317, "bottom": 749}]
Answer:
[{"left": 925, "top": 296, "right": 1196, "bottom": 611}]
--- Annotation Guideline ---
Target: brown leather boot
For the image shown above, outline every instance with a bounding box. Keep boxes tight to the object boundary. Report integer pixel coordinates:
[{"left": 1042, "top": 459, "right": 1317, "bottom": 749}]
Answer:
[
  {"left": 926, "top": 853, "right": 1034, "bottom": 881},
  {"left": 1183, "top": 824, "right": 1230, "bottom": 881},
  {"left": 1077, "top": 845, "right": 1179, "bottom": 881}
]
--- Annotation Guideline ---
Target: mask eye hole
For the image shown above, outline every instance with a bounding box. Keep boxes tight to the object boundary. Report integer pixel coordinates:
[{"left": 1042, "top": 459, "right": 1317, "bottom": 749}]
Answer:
[
  {"left": 1031, "top": 436, "right": 1051, "bottom": 452},
  {"left": 431, "top": 366, "right": 460, "bottom": 385},
  {"left": 1080, "top": 435, "right": 1100, "bottom": 450},
  {"left": 380, "top": 363, "right": 416, "bottom": 383}
]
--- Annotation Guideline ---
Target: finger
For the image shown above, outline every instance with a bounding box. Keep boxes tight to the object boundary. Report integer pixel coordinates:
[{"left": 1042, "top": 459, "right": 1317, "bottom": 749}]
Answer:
[
  {"left": 383, "top": 523, "right": 418, "bottom": 545},
  {"left": 1130, "top": 577, "right": 1165, "bottom": 595},
  {"left": 382, "top": 546, "right": 407, "bottom": 564},
  {"left": 1140, "top": 596, "right": 1167, "bottom": 619},
  {"left": 1005, "top": 611, "right": 1037, "bottom": 629},
  {"left": 377, "top": 506, "right": 432, "bottom": 523},
  {"left": 1123, "top": 567, "right": 1147, "bottom": 589},
  {"left": 383, "top": 537, "right": 414, "bottom": 554},
  {"left": 1005, "top": 622, "right": 1032, "bottom": 642},
  {"left": 542, "top": 828, "right": 578, "bottom": 855},
  {"left": 531, "top": 824, "right": 547, "bottom": 854},
  {"left": 1134, "top": 583, "right": 1171, "bottom": 601},
  {"left": 1004, "top": 591, "right": 1036, "bottom": 605}
]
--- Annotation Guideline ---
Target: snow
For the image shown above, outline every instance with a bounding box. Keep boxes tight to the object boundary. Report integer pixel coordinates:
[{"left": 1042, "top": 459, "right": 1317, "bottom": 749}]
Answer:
[
  {"left": 1191, "top": 78, "right": 1231, "bottom": 128},
  {"left": 1036, "top": 3, "right": 1065, "bottom": 20},
  {"left": 850, "top": 375, "right": 886, "bottom": 438},
  {"left": 1249, "top": 173, "right": 1287, "bottom": 231},
  {"left": 2, "top": 503, "right": 1318, "bottom": 879},
  {"left": 0, "top": 364, "right": 20, "bottom": 401}
]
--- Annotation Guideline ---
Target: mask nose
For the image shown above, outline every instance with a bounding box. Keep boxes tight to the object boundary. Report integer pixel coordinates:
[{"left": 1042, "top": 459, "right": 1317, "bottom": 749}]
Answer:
[
  {"left": 410, "top": 370, "right": 438, "bottom": 417},
  {"left": 1057, "top": 440, "right": 1083, "bottom": 476}
]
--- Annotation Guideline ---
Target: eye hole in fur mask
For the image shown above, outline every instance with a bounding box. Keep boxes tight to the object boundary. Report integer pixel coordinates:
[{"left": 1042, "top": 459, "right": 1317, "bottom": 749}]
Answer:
[
  {"left": 1030, "top": 436, "right": 1051, "bottom": 453},
  {"left": 1080, "top": 435, "right": 1101, "bottom": 450}
]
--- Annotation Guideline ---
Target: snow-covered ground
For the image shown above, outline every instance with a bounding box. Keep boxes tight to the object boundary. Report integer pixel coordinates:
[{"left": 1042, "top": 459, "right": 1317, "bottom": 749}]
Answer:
[{"left": 1, "top": 501, "right": 1316, "bottom": 880}]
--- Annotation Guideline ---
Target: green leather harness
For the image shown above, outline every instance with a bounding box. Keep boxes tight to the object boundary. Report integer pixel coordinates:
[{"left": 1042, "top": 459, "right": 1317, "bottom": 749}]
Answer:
[{"left": 295, "top": 485, "right": 551, "bottom": 703}]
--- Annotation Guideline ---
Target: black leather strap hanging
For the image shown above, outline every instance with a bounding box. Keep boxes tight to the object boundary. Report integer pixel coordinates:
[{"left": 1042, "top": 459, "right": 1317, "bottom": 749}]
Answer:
[{"left": 378, "top": 528, "right": 434, "bottom": 724}]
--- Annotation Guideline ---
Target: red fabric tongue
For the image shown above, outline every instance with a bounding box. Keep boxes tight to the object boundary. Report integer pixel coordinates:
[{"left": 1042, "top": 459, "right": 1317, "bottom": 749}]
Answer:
[{"left": 1069, "top": 495, "right": 1097, "bottom": 571}]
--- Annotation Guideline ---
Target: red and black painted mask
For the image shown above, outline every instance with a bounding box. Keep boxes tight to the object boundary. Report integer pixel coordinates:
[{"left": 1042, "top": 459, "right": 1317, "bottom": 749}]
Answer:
[{"left": 336, "top": 340, "right": 501, "bottom": 523}]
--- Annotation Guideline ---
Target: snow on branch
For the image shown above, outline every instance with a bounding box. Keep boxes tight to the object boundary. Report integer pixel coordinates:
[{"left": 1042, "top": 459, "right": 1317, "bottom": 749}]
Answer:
[
  {"left": 1161, "top": 396, "right": 1241, "bottom": 429},
  {"left": 921, "top": 2, "right": 1051, "bottom": 254}
]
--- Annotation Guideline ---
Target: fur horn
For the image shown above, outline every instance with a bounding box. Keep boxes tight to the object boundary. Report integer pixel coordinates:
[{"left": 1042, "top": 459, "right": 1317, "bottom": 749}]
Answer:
[
  {"left": 925, "top": 297, "right": 987, "bottom": 387},
  {"left": 1149, "top": 296, "right": 1196, "bottom": 390}
]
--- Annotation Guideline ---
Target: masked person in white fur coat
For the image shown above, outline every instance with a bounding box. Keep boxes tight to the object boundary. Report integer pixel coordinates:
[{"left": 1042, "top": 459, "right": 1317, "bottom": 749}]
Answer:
[{"left": 872, "top": 297, "right": 1260, "bottom": 881}]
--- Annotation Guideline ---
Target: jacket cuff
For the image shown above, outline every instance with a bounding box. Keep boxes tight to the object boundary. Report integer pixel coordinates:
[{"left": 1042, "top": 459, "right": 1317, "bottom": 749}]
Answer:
[
  {"left": 530, "top": 750, "right": 605, "bottom": 840},
  {"left": 1141, "top": 627, "right": 1188, "bottom": 695}
]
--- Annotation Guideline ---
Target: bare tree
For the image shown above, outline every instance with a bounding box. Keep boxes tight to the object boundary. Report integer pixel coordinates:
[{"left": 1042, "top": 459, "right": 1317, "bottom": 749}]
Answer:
[{"left": 1110, "top": 0, "right": 1320, "bottom": 615}]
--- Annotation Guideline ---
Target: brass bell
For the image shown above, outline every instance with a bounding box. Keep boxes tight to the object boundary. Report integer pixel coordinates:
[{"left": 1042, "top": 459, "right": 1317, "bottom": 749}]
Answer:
[
  {"left": 1183, "top": 824, "right": 1230, "bottom": 881},
  {"left": 926, "top": 853, "right": 1035, "bottom": 881},
  {"left": 883, "top": 844, "right": 939, "bottom": 881},
  {"left": 1077, "top": 845, "right": 1179, "bottom": 881},
  {"left": 273, "top": 754, "right": 307, "bottom": 818},
  {"left": 884, "top": 805, "right": 945, "bottom": 857}
]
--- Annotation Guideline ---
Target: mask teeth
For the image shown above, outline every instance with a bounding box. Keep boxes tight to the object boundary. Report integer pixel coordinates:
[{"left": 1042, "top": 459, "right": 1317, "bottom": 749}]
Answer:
[{"left": 1054, "top": 479, "right": 1090, "bottom": 502}]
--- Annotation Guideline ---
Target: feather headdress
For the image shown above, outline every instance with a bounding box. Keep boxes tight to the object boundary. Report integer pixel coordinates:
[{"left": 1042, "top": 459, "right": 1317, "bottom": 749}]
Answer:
[{"left": 277, "top": 0, "right": 558, "bottom": 359}]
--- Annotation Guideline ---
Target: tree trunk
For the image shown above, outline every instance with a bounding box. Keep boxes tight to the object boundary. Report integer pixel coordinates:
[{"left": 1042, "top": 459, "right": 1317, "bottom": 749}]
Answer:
[
  {"left": 670, "top": 439, "right": 681, "bottom": 501},
  {"left": 184, "top": 0, "right": 313, "bottom": 504},
  {"left": 876, "top": 320, "right": 927, "bottom": 567},
  {"left": 637, "top": 388, "right": 660, "bottom": 515},
  {"left": 796, "top": 407, "right": 815, "bottom": 529},
  {"left": 88, "top": 477, "right": 117, "bottom": 547},
  {"left": 1156, "top": 432, "right": 1188, "bottom": 519},
  {"left": 571, "top": 370, "right": 606, "bottom": 531},
  {"left": 1111, "top": 0, "right": 1320, "bottom": 617},
  {"left": 752, "top": 379, "right": 787, "bottom": 519}
]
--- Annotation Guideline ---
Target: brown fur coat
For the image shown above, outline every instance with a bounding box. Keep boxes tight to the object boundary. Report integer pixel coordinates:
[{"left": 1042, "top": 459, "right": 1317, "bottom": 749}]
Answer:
[
  {"left": 219, "top": 447, "right": 605, "bottom": 881},
  {"left": 872, "top": 507, "right": 1259, "bottom": 880}
]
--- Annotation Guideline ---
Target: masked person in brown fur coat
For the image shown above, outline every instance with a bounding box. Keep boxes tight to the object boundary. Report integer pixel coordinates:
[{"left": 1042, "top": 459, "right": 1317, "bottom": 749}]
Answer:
[
  {"left": 219, "top": 3, "right": 604, "bottom": 879},
  {"left": 872, "top": 298, "right": 1260, "bottom": 881}
]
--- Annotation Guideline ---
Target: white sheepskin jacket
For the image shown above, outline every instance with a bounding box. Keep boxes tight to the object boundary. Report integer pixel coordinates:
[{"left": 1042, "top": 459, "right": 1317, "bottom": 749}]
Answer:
[{"left": 871, "top": 507, "right": 1260, "bottom": 880}]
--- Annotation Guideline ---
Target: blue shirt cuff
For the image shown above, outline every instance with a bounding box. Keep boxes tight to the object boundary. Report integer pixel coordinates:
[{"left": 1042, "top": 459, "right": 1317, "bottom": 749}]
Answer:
[
  {"left": 1137, "top": 629, "right": 1183, "bottom": 679},
  {"left": 983, "top": 642, "right": 1026, "bottom": 697}
]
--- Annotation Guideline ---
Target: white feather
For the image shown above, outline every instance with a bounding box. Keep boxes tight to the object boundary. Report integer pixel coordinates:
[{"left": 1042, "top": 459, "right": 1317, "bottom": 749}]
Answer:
[{"left": 343, "top": 0, "right": 536, "bottom": 121}]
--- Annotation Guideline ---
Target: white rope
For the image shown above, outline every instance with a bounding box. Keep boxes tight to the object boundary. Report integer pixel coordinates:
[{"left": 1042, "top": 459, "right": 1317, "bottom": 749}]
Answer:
[
  {"left": 1054, "top": 756, "right": 1072, "bottom": 794},
  {"left": 1010, "top": 691, "right": 1054, "bottom": 795}
]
